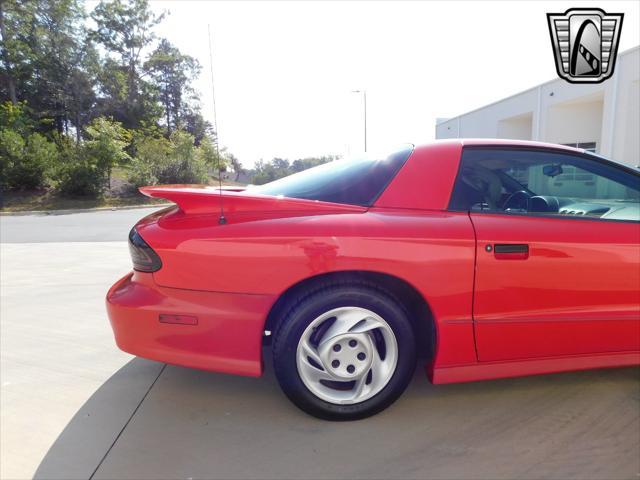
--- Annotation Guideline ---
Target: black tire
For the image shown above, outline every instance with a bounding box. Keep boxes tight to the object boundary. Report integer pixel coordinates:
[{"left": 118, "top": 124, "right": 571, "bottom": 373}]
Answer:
[{"left": 272, "top": 282, "right": 416, "bottom": 420}]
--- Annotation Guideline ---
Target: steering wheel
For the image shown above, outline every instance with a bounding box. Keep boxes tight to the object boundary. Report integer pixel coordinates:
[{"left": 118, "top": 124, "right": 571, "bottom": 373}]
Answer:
[{"left": 502, "top": 190, "right": 531, "bottom": 211}]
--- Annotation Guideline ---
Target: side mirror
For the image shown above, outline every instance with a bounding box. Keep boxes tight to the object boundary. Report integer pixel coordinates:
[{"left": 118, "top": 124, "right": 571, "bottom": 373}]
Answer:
[{"left": 543, "top": 164, "right": 563, "bottom": 177}]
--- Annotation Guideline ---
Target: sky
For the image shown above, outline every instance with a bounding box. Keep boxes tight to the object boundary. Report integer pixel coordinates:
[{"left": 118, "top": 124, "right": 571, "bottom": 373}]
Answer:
[{"left": 140, "top": 0, "right": 640, "bottom": 167}]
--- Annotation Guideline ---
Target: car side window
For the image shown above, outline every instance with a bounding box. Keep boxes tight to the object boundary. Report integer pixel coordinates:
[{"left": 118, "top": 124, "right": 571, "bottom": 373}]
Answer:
[{"left": 449, "top": 148, "right": 640, "bottom": 222}]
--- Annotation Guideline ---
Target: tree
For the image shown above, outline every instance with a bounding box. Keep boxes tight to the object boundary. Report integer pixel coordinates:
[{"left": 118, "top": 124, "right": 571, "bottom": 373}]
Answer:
[
  {"left": 180, "top": 108, "right": 211, "bottom": 145},
  {"left": 0, "top": 0, "right": 20, "bottom": 104},
  {"left": 271, "top": 157, "right": 291, "bottom": 174},
  {"left": 0, "top": 0, "right": 242, "bottom": 197},
  {"left": 0, "top": 0, "right": 38, "bottom": 105},
  {"left": 0, "top": 100, "right": 34, "bottom": 134},
  {"left": 251, "top": 158, "right": 291, "bottom": 185},
  {"left": 0, "top": 0, "right": 96, "bottom": 137},
  {"left": 291, "top": 155, "right": 337, "bottom": 173},
  {"left": 196, "top": 135, "right": 228, "bottom": 174},
  {"left": 145, "top": 39, "right": 201, "bottom": 135},
  {"left": 91, "top": 0, "right": 165, "bottom": 129},
  {"left": 66, "top": 48, "right": 99, "bottom": 142},
  {"left": 251, "top": 155, "right": 336, "bottom": 184},
  {"left": 228, "top": 153, "right": 244, "bottom": 181}
]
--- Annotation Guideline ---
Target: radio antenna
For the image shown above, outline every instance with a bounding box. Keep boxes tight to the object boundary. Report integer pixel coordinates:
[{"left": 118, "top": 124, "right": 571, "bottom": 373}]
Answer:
[{"left": 208, "top": 24, "right": 226, "bottom": 225}]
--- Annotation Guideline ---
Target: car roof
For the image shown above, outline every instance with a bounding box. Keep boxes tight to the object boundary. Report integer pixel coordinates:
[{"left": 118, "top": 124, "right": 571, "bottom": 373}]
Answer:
[
  {"left": 420, "top": 138, "right": 585, "bottom": 154},
  {"left": 415, "top": 139, "right": 637, "bottom": 171}
]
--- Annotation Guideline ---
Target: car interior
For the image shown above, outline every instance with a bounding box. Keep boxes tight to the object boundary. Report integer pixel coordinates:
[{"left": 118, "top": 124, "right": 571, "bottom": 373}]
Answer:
[{"left": 452, "top": 152, "right": 640, "bottom": 221}]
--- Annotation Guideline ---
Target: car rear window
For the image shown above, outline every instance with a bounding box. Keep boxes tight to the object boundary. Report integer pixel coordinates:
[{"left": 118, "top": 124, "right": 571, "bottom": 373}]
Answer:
[{"left": 249, "top": 145, "right": 414, "bottom": 206}]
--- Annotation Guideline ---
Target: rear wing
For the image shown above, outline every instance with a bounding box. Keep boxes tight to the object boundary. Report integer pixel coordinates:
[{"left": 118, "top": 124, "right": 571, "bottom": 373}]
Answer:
[{"left": 139, "top": 185, "right": 366, "bottom": 216}]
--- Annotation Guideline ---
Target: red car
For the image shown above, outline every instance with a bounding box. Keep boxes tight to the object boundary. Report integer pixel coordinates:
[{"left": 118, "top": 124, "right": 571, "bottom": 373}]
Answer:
[{"left": 106, "top": 139, "right": 640, "bottom": 420}]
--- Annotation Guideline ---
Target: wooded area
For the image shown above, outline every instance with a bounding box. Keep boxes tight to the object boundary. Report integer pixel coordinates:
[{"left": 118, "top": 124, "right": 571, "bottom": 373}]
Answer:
[
  {"left": 0, "top": 0, "right": 240, "bottom": 201},
  {"left": 0, "top": 0, "right": 337, "bottom": 210}
]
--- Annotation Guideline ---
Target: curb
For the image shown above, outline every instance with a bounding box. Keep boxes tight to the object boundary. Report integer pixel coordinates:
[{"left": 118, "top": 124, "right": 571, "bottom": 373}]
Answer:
[{"left": 0, "top": 203, "right": 172, "bottom": 217}]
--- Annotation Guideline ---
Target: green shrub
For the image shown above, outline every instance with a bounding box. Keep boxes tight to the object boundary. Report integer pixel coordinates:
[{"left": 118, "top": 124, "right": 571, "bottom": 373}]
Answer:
[
  {"left": 128, "top": 130, "right": 210, "bottom": 187},
  {"left": 52, "top": 117, "right": 132, "bottom": 196},
  {"left": 83, "top": 117, "right": 131, "bottom": 187},
  {"left": 0, "top": 129, "right": 58, "bottom": 190},
  {"left": 128, "top": 135, "right": 170, "bottom": 187},
  {"left": 55, "top": 159, "right": 105, "bottom": 197},
  {"left": 159, "top": 130, "right": 208, "bottom": 184},
  {"left": 127, "top": 158, "right": 158, "bottom": 188},
  {"left": 0, "top": 129, "right": 23, "bottom": 189},
  {"left": 53, "top": 140, "right": 105, "bottom": 197}
]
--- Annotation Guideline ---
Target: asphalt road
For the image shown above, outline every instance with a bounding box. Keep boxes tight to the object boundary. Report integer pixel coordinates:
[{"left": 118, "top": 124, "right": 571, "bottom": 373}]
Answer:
[
  {"left": 1, "top": 208, "right": 639, "bottom": 480},
  {"left": 1, "top": 206, "right": 165, "bottom": 243}
]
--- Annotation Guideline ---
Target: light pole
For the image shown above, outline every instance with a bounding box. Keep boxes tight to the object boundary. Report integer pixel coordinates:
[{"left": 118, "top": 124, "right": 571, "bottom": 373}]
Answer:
[{"left": 352, "top": 90, "right": 367, "bottom": 152}]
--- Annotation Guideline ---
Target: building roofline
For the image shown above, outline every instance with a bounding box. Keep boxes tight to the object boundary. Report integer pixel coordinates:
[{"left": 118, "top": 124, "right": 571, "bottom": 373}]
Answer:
[{"left": 436, "top": 45, "right": 640, "bottom": 126}]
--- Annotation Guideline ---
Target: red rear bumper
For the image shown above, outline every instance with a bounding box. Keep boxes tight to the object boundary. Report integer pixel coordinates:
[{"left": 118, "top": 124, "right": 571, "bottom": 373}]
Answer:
[{"left": 106, "top": 271, "right": 275, "bottom": 376}]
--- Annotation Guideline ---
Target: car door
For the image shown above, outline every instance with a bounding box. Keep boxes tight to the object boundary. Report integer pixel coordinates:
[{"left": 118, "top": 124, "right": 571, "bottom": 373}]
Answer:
[{"left": 449, "top": 146, "right": 640, "bottom": 362}]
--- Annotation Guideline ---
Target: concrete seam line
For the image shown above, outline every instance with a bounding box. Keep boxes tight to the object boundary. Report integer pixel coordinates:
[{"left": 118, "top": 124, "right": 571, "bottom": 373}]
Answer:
[{"left": 88, "top": 363, "right": 167, "bottom": 480}]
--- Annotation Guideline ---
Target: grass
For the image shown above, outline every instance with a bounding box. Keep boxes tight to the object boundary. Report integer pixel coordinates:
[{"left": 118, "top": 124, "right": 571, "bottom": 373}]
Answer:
[{"left": 0, "top": 190, "right": 170, "bottom": 213}]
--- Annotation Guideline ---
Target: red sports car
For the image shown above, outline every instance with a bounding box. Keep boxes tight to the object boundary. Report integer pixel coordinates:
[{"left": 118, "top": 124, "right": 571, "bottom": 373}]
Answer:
[{"left": 106, "top": 139, "right": 640, "bottom": 420}]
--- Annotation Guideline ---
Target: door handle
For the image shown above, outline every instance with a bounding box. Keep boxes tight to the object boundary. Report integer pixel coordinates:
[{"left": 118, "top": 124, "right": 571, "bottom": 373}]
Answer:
[{"left": 493, "top": 244, "right": 529, "bottom": 260}]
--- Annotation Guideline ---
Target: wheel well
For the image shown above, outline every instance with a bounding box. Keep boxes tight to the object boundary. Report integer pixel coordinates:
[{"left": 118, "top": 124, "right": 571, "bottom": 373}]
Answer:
[{"left": 264, "top": 271, "right": 436, "bottom": 360}]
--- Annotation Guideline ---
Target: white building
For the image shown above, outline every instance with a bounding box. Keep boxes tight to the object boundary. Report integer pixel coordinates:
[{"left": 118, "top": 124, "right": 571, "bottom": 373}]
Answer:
[{"left": 436, "top": 46, "right": 639, "bottom": 168}]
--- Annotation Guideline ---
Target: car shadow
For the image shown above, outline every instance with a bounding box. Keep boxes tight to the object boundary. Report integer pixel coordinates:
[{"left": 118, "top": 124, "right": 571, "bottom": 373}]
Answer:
[{"left": 34, "top": 353, "right": 640, "bottom": 480}]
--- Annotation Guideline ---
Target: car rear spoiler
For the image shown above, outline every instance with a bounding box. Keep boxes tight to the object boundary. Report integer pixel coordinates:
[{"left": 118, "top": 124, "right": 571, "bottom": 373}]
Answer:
[{"left": 139, "top": 185, "right": 366, "bottom": 216}]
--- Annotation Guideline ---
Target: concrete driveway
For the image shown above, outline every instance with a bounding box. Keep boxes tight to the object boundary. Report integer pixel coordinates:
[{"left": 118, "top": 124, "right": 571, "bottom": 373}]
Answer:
[{"left": 1, "top": 208, "right": 639, "bottom": 480}]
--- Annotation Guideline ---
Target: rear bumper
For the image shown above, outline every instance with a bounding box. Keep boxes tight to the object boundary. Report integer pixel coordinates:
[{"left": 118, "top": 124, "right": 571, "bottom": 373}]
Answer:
[{"left": 106, "top": 271, "right": 275, "bottom": 376}]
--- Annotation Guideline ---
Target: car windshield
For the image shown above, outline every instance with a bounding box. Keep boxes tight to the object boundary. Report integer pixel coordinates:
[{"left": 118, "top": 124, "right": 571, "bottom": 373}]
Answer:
[{"left": 249, "top": 145, "right": 414, "bottom": 206}]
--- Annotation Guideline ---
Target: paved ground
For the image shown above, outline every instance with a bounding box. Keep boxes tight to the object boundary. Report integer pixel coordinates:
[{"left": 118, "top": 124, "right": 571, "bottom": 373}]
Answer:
[{"left": 1, "top": 208, "right": 639, "bottom": 480}]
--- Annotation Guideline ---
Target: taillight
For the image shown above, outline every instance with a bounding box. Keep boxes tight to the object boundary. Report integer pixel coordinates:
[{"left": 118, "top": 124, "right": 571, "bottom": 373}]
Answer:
[{"left": 128, "top": 228, "right": 162, "bottom": 272}]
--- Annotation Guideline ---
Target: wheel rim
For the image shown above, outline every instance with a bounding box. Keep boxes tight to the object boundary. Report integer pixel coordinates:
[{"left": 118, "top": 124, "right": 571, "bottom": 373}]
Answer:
[{"left": 296, "top": 306, "right": 398, "bottom": 405}]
